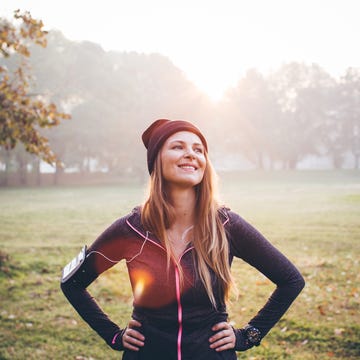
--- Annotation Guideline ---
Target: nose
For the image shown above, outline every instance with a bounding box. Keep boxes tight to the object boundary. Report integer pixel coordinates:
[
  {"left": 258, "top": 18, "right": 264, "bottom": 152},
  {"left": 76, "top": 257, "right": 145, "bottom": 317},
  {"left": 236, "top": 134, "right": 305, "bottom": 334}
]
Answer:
[{"left": 184, "top": 147, "right": 196, "bottom": 159}]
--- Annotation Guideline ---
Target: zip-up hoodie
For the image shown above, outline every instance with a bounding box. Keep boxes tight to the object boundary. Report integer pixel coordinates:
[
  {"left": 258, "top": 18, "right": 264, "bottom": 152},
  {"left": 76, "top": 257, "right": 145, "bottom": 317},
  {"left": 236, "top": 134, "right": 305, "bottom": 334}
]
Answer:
[{"left": 61, "top": 207, "right": 305, "bottom": 360}]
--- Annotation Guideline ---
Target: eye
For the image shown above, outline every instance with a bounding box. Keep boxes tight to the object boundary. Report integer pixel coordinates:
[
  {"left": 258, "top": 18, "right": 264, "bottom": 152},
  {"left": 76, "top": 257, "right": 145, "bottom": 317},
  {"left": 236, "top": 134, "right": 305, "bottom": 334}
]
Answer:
[
  {"left": 194, "top": 147, "right": 204, "bottom": 154},
  {"left": 172, "top": 144, "right": 183, "bottom": 150}
]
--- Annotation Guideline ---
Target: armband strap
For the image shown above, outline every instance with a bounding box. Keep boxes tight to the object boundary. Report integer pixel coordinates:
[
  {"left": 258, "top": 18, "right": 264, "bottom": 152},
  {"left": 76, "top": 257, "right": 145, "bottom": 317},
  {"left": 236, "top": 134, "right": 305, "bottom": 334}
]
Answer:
[{"left": 61, "top": 245, "right": 87, "bottom": 283}]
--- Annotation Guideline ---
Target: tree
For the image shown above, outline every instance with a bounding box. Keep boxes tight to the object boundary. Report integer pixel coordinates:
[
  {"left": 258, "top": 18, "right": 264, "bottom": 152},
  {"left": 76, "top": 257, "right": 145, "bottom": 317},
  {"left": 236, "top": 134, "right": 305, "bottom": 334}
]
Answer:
[
  {"left": 0, "top": 10, "right": 70, "bottom": 168},
  {"left": 338, "top": 68, "right": 360, "bottom": 169},
  {"left": 221, "top": 69, "right": 282, "bottom": 169},
  {"left": 26, "top": 37, "right": 208, "bottom": 181},
  {"left": 269, "top": 62, "right": 335, "bottom": 169}
]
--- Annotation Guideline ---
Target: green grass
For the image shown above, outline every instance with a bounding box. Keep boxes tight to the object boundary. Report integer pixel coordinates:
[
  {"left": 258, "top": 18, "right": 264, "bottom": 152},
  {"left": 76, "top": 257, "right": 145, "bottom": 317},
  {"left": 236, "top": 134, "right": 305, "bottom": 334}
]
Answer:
[{"left": 0, "top": 170, "right": 359, "bottom": 359}]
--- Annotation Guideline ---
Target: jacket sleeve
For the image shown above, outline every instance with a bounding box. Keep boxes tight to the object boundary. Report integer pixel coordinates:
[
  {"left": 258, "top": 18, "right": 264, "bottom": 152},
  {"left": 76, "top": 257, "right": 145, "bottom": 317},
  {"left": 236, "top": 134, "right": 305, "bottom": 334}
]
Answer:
[
  {"left": 60, "top": 215, "right": 132, "bottom": 351},
  {"left": 226, "top": 210, "right": 305, "bottom": 343}
]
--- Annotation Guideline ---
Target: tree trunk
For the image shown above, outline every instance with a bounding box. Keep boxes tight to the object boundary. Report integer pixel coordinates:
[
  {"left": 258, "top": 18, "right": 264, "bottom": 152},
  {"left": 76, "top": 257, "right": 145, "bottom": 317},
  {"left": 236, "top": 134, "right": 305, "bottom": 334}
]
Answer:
[
  {"left": 354, "top": 154, "right": 360, "bottom": 170},
  {"left": 33, "top": 158, "right": 41, "bottom": 186},
  {"left": 54, "top": 164, "right": 64, "bottom": 185},
  {"left": 269, "top": 158, "right": 274, "bottom": 170},
  {"left": 257, "top": 151, "right": 264, "bottom": 169},
  {"left": 2, "top": 150, "right": 11, "bottom": 186},
  {"left": 332, "top": 153, "right": 343, "bottom": 169},
  {"left": 16, "top": 153, "right": 27, "bottom": 186},
  {"left": 288, "top": 157, "right": 298, "bottom": 170}
]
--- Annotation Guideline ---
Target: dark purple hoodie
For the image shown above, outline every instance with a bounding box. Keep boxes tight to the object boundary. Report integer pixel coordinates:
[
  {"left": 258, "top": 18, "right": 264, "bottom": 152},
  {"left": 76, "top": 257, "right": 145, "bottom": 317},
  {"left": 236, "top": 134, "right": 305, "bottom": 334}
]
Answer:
[{"left": 61, "top": 207, "right": 305, "bottom": 360}]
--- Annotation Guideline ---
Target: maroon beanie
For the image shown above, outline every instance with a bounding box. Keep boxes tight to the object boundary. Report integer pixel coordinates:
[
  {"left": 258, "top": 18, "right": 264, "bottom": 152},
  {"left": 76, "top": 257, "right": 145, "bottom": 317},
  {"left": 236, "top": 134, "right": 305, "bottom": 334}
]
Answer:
[{"left": 142, "top": 119, "right": 208, "bottom": 174}]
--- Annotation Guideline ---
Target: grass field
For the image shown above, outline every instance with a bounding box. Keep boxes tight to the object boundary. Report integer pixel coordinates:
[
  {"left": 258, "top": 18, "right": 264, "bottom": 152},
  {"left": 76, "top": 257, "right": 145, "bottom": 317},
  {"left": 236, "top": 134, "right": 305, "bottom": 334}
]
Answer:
[{"left": 0, "top": 170, "right": 359, "bottom": 359}]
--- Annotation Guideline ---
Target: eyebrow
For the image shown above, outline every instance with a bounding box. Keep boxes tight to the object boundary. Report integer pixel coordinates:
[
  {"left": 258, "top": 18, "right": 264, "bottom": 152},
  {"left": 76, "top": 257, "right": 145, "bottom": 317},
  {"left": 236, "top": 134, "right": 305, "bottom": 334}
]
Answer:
[{"left": 169, "top": 140, "right": 204, "bottom": 147}]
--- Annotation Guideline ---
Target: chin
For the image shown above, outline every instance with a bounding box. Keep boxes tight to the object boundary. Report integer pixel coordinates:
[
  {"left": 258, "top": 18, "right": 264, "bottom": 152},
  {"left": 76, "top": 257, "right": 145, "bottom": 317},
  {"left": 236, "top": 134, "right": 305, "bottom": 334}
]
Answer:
[
  {"left": 177, "top": 177, "right": 203, "bottom": 188},
  {"left": 166, "top": 176, "right": 202, "bottom": 189}
]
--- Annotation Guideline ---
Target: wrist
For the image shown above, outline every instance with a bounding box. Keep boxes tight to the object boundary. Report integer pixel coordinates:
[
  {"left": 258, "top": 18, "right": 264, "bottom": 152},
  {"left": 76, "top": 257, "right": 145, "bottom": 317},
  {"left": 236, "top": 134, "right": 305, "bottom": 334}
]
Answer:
[
  {"left": 243, "top": 325, "right": 262, "bottom": 348},
  {"left": 110, "top": 329, "right": 125, "bottom": 351}
]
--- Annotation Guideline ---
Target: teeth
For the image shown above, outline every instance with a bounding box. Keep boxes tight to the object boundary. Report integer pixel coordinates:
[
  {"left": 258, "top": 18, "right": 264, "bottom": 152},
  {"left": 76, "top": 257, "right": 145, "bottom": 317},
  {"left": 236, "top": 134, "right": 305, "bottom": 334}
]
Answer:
[{"left": 179, "top": 165, "right": 196, "bottom": 170}]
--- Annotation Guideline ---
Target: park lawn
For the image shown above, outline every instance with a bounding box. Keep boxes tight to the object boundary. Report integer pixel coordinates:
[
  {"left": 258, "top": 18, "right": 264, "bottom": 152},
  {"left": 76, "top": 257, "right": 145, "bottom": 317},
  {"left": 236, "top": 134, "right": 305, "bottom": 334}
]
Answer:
[{"left": 0, "top": 170, "right": 359, "bottom": 359}]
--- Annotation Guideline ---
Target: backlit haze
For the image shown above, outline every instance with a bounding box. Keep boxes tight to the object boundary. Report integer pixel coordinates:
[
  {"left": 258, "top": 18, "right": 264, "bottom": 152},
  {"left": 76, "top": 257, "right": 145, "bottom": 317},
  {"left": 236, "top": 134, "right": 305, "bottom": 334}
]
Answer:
[{"left": 1, "top": 0, "right": 359, "bottom": 100}]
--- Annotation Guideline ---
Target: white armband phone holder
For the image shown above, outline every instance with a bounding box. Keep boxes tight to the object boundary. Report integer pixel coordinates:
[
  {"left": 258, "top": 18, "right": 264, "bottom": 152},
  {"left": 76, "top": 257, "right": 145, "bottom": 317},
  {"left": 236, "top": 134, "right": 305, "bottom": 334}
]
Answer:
[{"left": 61, "top": 245, "right": 87, "bottom": 283}]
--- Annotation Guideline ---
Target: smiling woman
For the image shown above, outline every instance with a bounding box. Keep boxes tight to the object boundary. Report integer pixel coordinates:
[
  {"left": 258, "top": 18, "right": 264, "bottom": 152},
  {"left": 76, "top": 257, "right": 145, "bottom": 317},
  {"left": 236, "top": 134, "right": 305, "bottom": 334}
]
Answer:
[
  {"left": 60, "top": 118, "right": 305, "bottom": 360},
  {"left": 160, "top": 131, "right": 207, "bottom": 189}
]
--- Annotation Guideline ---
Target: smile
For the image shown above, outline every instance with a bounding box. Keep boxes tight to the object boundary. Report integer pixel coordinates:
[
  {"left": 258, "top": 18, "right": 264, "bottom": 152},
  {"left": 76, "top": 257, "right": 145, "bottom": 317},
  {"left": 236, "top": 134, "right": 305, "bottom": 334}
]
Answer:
[{"left": 178, "top": 164, "right": 197, "bottom": 171}]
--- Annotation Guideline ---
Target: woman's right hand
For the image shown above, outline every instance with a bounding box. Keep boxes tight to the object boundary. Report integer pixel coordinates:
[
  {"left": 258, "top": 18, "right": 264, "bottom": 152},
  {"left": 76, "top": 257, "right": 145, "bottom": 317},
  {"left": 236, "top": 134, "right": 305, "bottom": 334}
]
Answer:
[{"left": 122, "top": 319, "right": 145, "bottom": 351}]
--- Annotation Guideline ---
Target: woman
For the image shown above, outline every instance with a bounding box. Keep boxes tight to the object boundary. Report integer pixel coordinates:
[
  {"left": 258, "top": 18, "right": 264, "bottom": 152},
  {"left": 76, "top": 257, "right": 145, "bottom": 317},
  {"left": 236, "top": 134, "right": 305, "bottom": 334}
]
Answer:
[{"left": 61, "top": 119, "right": 305, "bottom": 360}]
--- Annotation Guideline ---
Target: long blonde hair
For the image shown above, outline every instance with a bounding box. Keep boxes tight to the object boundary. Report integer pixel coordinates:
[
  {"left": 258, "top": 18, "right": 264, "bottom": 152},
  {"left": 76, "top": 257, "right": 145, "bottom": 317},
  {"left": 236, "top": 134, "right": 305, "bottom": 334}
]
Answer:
[{"left": 141, "top": 150, "right": 235, "bottom": 307}]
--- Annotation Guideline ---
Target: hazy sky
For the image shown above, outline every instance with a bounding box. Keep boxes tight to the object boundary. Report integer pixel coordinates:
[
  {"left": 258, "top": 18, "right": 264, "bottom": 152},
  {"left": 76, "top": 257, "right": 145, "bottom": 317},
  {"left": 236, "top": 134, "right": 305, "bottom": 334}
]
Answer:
[{"left": 1, "top": 0, "right": 359, "bottom": 100}]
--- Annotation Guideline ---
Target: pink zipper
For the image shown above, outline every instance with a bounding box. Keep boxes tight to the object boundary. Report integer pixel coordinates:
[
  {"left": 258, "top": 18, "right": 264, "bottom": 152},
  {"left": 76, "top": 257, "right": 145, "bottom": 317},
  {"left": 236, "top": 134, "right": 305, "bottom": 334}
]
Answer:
[
  {"left": 175, "top": 247, "right": 193, "bottom": 360},
  {"left": 111, "top": 331, "right": 121, "bottom": 345},
  {"left": 127, "top": 219, "right": 197, "bottom": 360},
  {"left": 174, "top": 265, "right": 183, "bottom": 360}
]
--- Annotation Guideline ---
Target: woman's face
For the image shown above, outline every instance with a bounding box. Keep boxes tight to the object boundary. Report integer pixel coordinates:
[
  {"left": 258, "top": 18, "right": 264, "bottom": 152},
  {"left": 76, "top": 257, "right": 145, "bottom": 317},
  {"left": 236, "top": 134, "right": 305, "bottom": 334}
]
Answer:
[{"left": 160, "top": 131, "right": 206, "bottom": 189}]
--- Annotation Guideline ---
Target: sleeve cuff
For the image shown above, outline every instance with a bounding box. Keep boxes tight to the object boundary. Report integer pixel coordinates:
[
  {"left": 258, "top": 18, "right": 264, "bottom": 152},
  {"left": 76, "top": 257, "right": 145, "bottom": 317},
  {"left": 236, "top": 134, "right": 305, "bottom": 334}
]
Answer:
[
  {"left": 109, "top": 329, "right": 126, "bottom": 351},
  {"left": 232, "top": 327, "right": 252, "bottom": 351}
]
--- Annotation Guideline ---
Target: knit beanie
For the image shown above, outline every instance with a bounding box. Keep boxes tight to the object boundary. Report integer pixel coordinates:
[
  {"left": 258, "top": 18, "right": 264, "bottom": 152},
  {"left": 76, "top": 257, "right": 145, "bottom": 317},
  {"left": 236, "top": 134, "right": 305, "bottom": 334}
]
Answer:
[{"left": 142, "top": 119, "right": 208, "bottom": 174}]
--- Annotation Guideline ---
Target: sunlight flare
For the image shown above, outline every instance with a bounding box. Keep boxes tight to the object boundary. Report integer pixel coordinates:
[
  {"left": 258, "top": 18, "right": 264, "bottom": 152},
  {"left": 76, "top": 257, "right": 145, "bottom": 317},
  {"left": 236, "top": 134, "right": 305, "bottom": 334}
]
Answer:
[{"left": 132, "top": 269, "right": 153, "bottom": 301}]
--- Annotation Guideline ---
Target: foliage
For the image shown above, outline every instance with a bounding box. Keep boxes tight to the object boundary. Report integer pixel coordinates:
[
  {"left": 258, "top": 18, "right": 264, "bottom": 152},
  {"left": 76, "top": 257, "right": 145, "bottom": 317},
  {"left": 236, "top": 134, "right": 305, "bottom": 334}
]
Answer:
[
  {"left": 337, "top": 68, "right": 360, "bottom": 167},
  {"left": 1, "top": 13, "right": 360, "bottom": 184},
  {"left": 0, "top": 10, "right": 70, "bottom": 165},
  {"left": 17, "top": 29, "right": 208, "bottom": 181},
  {"left": 221, "top": 69, "right": 282, "bottom": 168},
  {"left": 221, "top": 63, "right": 360, "bottom": 170}
]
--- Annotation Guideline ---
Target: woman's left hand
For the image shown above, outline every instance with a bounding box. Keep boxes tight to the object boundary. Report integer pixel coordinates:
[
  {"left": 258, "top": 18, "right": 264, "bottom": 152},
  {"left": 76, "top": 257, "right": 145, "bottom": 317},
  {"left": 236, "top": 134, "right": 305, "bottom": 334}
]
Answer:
[{"left": 209, "top": 322, "right": 236, "bottom": 351}]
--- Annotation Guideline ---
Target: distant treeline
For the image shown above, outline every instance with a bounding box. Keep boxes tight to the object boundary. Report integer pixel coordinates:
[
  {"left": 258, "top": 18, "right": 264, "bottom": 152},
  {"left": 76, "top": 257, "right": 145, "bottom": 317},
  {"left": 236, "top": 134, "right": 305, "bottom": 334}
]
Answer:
[{"left": 0, "top": 30, "right": 359, "bottom": 185}]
